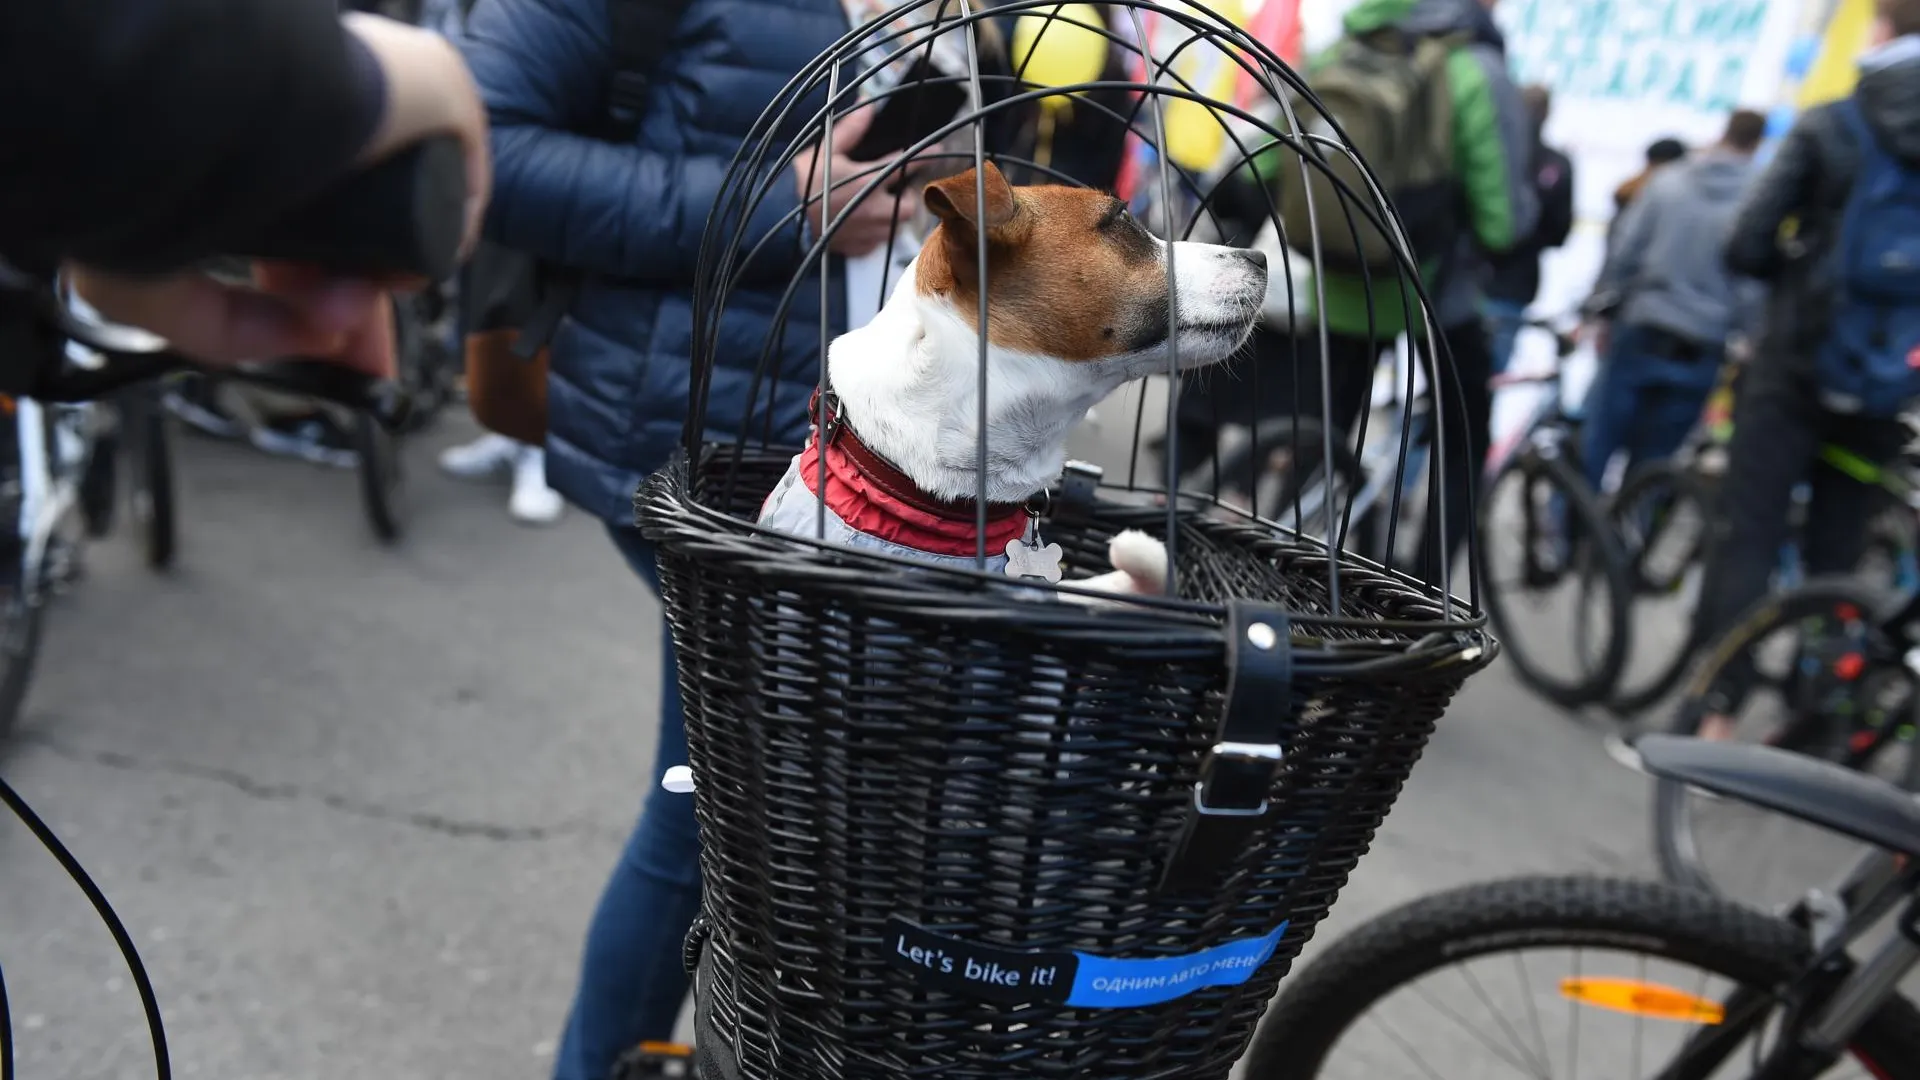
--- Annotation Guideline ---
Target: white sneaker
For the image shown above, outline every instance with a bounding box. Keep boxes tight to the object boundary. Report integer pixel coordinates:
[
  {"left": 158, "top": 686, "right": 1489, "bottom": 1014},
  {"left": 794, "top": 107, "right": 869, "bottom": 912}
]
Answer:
[
  {"left": 509, "top": 445, "right": 565, "bottom": 525},
  {"left": 439, "top": 433, "right": 520, "bottom": 480}
]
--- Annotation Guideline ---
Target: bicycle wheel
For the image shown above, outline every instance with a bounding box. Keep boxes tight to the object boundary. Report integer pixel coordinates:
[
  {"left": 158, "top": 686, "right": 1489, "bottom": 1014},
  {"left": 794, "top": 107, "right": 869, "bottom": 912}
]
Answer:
[
  {"left": 1240, "top": 875, "right": 1920, "bottom": 1080},
  {"left": 121, "top": 384, "right": 176, "bottom": 570},
  {"left": 1654, "top": 580, "right": 1919, "bottom": 907},
  {"left": 1608, "top": 462, "right": 1715, "bottom": 715},
  {"left": 354, "top": 412, "right": 404, "bottom": 543},
  {"left": 1479, "top": 448, "right": 1632, "bottom": 707}
]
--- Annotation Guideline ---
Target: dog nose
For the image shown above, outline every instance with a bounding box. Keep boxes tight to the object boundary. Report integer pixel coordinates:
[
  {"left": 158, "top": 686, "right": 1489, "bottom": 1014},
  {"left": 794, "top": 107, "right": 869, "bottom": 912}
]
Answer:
[{"left": 1236, "top": 249, "right": 1267, "bottom": 271}]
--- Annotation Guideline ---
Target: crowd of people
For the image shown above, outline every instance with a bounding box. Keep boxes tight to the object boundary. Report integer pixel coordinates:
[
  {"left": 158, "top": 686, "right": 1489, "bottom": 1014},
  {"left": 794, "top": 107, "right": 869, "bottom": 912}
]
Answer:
[
  {"left": 1577, "top": 3, "right": 1920, "bottom": 743},
  {"left": 4, "top": 0, "right": 1920, "bottom": 1077}
]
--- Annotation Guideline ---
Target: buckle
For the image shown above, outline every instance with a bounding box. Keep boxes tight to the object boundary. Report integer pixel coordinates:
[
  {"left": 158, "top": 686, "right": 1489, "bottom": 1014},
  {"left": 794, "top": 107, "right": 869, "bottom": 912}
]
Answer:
[
  {"left": 1193, "top": 740, "right": 1284, "bottom": 816},
  {"left": 1060, "top": 460, "right": 1103, "bottom": 508},
  {"left": 818, "top": 390, "right": 844, "bottom": 445},
  {"left": 1157, "top": 602, "right": 1293, "bottom": 894}
]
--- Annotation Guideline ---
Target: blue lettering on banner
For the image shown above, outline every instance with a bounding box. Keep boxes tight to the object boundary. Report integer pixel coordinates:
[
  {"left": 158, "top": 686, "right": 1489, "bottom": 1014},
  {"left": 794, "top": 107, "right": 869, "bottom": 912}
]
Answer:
[
  {"left": 882, "top": 917, "right": 1290, "bottom": 1010},
  {"left": 1065, "top": 922, "right": 1290, "bottom": 1009}
]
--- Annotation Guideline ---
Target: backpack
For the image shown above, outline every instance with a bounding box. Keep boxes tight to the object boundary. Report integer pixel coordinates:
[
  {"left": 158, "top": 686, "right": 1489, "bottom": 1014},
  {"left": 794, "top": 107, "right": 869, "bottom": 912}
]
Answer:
[
  {"left": 1275, "top": 27, "right": 1458, "bottom": 275},
  {"left": 461, "top": 0, "right": 695, "bottom": 443},
  {"left": 1814, "top": 98, "right": 1920, "bottom": 417}
]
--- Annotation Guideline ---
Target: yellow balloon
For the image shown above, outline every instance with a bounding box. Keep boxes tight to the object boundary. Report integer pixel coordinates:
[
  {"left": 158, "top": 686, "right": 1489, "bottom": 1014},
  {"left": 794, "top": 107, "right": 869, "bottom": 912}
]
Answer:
[{"left": 1011, "top": 4, "right": 1108, "bottom": 92}]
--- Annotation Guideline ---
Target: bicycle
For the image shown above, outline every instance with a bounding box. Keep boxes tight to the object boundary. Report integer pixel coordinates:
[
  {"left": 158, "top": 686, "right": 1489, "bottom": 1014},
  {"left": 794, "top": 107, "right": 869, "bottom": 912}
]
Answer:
[
  {"left": 1477, "top": 315, "right": 1633, "bottom": 707},
  {"left": 0, "top": 286, "right": 188, "bottom": 740},
  {"left": 0, "top": 134, "right": 466, "bottom": 1080},
  {"left": 1606, "top": 360, "right": 1920, "bottom": 716},
  {"left": 1173, "top": 317, "right": 1633, "bottom": 709},
  {"left": 1653, "top": 574, "right": 1920, "bottom": 911},
  {"left": 1239, "top": 734, "right": 1920, "bottom": 1078}
]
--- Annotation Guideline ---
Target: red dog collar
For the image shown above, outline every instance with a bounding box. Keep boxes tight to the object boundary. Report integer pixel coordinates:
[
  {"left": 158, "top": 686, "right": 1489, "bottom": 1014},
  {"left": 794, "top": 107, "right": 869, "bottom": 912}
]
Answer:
[{"left": 799, "top": 390, "right": 1032, "bottom": 558}]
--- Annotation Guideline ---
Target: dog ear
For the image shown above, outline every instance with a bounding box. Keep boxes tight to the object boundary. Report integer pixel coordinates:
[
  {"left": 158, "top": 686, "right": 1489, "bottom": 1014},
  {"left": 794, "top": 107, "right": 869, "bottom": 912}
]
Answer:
[{"left": 924, "top": 162, "right": 1016, "bottom": 232}]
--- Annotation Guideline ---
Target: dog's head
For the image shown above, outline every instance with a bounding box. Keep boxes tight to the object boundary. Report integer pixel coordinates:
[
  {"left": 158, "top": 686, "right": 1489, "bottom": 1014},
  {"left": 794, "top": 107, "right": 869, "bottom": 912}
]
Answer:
[{"left": 914, "top": 161, "right": 1268, "bottom": 379}]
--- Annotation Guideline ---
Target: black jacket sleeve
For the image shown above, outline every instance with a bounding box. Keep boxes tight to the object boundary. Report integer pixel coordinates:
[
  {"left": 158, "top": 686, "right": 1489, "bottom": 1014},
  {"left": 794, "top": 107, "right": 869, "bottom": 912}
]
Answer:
[
  {"left": 0, "top": 0, "right": 387, "bottom": 276},
  {"left": 1725, "top": 111, "right": 1825, "bottom": 281},
  {"left": 1536, "top": 148, "right": 1576, "bottom": 251}
]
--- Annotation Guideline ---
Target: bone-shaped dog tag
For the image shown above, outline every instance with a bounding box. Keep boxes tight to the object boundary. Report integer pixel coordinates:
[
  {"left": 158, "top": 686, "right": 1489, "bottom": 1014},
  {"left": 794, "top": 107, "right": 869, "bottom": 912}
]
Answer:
[{"left": 1005, "top": 537, "right": 1065, "bottom": 583}]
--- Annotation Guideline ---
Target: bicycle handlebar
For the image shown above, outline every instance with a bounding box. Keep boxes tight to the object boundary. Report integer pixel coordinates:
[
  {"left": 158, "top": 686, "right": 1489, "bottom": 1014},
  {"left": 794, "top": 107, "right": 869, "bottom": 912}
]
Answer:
[
  {"left": 223, "top": 136, "right": 466, "bottom": 281},
  {"left": 37, "top": 136, "right": 466, "bottom": 428}
]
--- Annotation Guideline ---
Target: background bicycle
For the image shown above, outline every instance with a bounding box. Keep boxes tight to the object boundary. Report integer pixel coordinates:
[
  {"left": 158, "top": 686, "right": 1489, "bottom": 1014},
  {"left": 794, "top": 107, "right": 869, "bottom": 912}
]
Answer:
[
  {"left": 1477, "top": 313, "right": 1632, "bottom": 708},
  {"left": 1239, "top": 736, "right": 1920, "bottom": 1079},
  {"left": 161, "top": 285, "right": 458, "bottom": 544},
  {"left": 1605, "top": 356, "right": 1920, "bottom": 717}
]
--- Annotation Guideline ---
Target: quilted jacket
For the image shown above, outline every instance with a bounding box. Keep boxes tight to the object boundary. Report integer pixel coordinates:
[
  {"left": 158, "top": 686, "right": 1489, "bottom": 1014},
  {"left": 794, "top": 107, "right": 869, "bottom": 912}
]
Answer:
[{"left": 463, "top": 0, "right": 850, "bottom": 522}]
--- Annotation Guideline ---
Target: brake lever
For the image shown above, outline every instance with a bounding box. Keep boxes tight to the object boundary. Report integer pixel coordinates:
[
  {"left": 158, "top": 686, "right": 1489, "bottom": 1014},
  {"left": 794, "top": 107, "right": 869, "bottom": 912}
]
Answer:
[{"left": 38, "top": 291, "right": 413, "bottom": 430}]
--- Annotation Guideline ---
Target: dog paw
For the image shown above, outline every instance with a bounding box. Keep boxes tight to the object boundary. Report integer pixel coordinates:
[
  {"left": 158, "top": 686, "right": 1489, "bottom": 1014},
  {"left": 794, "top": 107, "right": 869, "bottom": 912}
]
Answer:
[{"left": 1106, "top": 530, "right": 1170, "bottom": 596}]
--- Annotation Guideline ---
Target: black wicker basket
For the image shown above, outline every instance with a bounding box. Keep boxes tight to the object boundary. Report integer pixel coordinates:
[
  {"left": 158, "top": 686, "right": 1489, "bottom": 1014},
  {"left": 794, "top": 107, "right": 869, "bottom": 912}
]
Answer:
[{"left": 636, "top": 2, "right": 1497, "bottom": 1075}]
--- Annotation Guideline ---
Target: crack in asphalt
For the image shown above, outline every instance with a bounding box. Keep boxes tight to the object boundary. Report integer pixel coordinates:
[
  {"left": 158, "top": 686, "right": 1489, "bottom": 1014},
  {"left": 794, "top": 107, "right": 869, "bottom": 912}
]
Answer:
[{"left": 18, "top": 732, "right": 626, "bottom": 844}]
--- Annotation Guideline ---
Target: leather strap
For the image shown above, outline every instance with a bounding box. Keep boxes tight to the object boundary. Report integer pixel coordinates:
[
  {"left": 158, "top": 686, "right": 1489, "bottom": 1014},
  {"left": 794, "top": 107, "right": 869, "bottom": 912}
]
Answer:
[{"left": 1159, "top": 600, "right": 1293, "bottom": 893}]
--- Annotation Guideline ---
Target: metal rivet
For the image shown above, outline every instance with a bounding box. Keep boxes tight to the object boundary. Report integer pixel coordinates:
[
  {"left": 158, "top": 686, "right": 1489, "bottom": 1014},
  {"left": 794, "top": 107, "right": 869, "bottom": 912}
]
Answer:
[{"left": 1246, "top": 622, "right": 1278, "bottom": 651}]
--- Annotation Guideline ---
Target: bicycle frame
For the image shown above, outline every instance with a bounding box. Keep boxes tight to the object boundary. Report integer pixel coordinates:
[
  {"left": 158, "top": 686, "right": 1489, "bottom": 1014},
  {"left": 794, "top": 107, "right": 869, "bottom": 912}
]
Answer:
[
  {"left": 1680, "top": 850, "right": 1920, "bottom": 1079},
  {"left": 13, "top": 397, "right": 95, "bottom": 579},
  {"left": 1665, "top": 638, "right": 1920, "bottom": 1078}
]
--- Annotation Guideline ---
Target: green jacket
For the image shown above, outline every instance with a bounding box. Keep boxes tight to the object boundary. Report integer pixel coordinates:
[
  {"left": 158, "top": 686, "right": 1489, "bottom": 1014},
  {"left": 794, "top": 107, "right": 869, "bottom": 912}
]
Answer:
[{"left": 1312, "top": 0, "right": 1538, "bottom": 340}]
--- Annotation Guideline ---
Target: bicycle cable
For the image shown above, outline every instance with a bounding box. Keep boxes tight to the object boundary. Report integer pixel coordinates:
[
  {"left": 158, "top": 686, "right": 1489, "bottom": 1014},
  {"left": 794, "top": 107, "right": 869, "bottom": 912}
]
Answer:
[{"left": 0, "top": 774, "right": 169, "bottom": 1080}]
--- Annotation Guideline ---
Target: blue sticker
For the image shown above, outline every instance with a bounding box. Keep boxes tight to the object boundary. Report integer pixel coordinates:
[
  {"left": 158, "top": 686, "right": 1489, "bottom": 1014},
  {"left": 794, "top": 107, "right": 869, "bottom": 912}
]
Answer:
[
  {"left": 1065, "top": 922, "right": 1290, "bottom": 1008},
  {"left": 883, "top": 917, "right": 1288, "bottom": 1009}
]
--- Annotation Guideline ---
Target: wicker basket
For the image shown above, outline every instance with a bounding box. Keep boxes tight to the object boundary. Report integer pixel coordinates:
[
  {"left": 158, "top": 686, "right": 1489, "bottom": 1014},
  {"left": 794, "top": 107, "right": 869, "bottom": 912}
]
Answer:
[
  {"left": 638, "top": 0, "right": 1501, "bottom": 1073},
  {"left": 638, "top": 447, "right": 1489, "bottom": 1079}
]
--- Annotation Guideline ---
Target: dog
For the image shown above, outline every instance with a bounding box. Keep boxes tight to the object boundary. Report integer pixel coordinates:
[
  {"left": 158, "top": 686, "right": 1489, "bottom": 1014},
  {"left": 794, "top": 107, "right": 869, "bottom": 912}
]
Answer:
[{"left": 758, "top": 161, "right": 1268, "bottom": 599}]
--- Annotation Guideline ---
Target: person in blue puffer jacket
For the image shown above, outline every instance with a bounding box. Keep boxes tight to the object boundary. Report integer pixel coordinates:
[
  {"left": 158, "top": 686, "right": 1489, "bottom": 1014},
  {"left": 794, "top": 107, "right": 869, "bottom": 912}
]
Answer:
[{"left": 460, "top": 1, "right": 910, "bottom": 1076}]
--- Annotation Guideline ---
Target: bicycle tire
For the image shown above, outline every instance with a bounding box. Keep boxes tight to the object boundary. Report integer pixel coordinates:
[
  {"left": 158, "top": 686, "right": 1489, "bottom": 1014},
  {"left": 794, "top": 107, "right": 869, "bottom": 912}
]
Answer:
[
  {"left": 1240, "top": 874, "right": 1920, "bottom": 1080},
  {"left": 123, "top": 385, "right": 176, "bottom": 570},
  {"left": 1608, "top": 462, "right": 1716, "bottom": 715},
  {"left": 1654, "top": 578, "right": 1909, "bottom": 896},
  {"left": 1479, "top": 450, "right": 1632, "bottom": 707},
  {"left": 354, "top": 412, "right": 404, "bottom": 543}
]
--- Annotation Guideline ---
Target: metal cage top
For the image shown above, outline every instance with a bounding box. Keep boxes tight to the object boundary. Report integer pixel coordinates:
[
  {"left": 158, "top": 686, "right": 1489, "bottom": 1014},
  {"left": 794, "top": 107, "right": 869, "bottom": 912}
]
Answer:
[{"left": 677, "top": 0, "right": 1477, "bottom": 620}]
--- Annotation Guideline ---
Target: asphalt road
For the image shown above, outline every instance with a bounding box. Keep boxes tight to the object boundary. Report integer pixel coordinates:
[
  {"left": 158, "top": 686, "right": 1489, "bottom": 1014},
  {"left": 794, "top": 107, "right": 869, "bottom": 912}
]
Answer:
[{"left": 0, "top": 407, "right": 1852, "bottom": 1080}]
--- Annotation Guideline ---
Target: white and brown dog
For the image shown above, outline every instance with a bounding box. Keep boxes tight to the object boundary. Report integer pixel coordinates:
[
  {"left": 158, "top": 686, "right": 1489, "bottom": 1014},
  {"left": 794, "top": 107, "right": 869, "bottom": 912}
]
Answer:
[{"left": 758, "top": 161, "right": 1268, "bottom": 598}]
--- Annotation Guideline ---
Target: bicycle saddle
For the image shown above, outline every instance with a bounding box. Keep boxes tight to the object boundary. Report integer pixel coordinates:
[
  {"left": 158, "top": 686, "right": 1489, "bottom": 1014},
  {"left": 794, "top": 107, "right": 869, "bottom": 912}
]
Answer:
[{"left": 1637, "top": 734, "right": 1920, "bottom": 860}]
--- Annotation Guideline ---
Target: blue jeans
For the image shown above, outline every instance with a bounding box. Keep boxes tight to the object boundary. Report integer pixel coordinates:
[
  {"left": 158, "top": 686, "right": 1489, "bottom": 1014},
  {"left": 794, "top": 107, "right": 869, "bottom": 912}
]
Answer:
[
  {"left": 1484, "top": 297, "right": 1529, "bottom": 376},
  {"left": 1580, "top": 323, "right": 1719, "bottom": 494},
  {"left": 553, "top": 527, "right": 702, "bottom": 1080}
]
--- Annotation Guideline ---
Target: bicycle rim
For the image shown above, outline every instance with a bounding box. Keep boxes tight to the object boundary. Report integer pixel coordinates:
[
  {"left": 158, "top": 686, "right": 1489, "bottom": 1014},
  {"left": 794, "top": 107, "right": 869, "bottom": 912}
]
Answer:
[{"left": 1241, "top": 876, "right": 1920, "bottom": 1080}]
